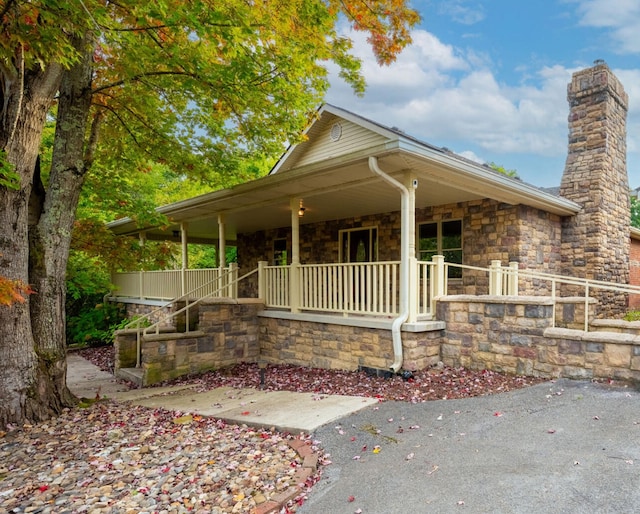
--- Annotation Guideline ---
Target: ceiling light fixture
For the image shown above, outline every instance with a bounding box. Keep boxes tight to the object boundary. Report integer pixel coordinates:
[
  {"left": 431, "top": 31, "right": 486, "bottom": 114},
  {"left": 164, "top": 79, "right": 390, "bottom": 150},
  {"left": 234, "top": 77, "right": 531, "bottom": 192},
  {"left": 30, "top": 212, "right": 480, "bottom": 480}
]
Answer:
[{"left": 298, "top": 199, "right": 306, "bottom": 217}]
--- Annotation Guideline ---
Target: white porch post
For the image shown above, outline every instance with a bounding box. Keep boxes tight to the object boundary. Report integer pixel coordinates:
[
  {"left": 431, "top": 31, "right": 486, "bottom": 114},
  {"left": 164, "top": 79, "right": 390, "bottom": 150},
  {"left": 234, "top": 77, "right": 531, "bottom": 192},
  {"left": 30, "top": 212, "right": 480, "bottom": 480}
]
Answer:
[
  {"left": 218, "top": 214, "right": 226, "bottom": 270},
  {"left": 406, "top": 174, "right": 418, "bottom": 323},
  {"left": 180, "top": 222, "right": 188, "bottom": 297},
  {"left": 290, "top": 197, "right": 301, "bottom": 313},
  {"left": 138, "top": 232, "right": 146, "bottom": 299},
  {"left": 218, "top": 214, "right": 226, "bottom": 295}
]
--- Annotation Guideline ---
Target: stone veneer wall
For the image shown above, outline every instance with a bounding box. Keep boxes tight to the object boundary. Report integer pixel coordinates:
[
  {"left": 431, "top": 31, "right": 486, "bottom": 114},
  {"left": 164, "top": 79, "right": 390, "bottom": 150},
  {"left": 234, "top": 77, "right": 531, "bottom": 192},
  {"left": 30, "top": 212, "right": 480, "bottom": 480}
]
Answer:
[
  {"left": 437, "top": 296, "right": 640, "bottom": 382},
  {"left": 258, "top": 317, "right": 442, "bottom": 372},
  {"left": 559, "top": 62, "right": 630, "bottom": 316},
  {"left": 114, "top": 296, "right": 640, "bottom": 384},
  {"left": 236, "top": 199, "right": 562, "bottom": 298},
  {"left": 122, "top": 302, "right": 174, "bottom": 327},
  {"left": 115, "top": 299, "right": 263, "bottom": 385}
]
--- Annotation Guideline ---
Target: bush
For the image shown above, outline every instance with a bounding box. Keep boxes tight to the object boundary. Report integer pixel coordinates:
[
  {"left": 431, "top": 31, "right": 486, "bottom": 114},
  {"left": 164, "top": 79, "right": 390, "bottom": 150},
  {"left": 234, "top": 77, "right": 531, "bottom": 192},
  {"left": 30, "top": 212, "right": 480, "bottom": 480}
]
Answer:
[
  {"left": 623, "top": 310, "right": 640, "bottom": 322},
  {"left": 67, "top": 302, "right": 126, "bottom": 347}
]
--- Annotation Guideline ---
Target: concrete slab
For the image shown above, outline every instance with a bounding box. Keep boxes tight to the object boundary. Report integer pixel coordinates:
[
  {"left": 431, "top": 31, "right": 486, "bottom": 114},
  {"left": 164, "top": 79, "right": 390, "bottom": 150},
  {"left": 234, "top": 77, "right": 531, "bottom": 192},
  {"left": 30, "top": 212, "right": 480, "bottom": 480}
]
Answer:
[
  {"left": 112, "top": 385, "right": 379, "bottom": 433},
  {"left": 66, "top": 353, "right": 130, "bottom": 399},
  {"left": 67, "top": 353, "right": 378, "bottom": 433}
]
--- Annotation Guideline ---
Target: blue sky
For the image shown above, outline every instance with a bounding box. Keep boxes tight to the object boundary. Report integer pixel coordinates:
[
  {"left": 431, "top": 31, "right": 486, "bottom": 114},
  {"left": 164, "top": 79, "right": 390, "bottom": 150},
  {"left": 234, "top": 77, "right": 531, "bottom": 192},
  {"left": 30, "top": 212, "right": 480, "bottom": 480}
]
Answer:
[{"left": 325, "top": 0, "right": 640, "bottom": 188}]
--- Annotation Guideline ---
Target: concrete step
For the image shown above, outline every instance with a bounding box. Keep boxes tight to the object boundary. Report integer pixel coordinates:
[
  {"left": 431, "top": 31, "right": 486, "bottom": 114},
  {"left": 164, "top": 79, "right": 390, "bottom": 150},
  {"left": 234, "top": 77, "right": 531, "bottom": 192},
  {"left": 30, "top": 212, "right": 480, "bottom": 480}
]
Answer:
[{"left": 117, "top": 367, "right": 144, "bottom": 387}]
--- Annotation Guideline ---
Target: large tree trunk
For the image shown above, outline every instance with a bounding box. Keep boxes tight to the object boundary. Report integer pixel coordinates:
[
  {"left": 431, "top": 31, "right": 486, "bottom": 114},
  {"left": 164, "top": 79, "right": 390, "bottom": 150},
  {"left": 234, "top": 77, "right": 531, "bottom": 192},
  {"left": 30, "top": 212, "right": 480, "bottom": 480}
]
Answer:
[
  {"left": 29, "top": 34, "right": 96, "bottom": 410},
  {"left": 0, "top": 59, "right": 64, "bottom": 427}
]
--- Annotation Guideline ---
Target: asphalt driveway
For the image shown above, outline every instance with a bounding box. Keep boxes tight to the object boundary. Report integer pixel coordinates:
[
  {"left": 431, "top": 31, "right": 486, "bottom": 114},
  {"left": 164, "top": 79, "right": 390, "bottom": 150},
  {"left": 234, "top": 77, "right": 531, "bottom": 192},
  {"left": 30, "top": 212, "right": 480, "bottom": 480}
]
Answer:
[{"left": 299, "top": 379, "right": 640, "bottom": 514}]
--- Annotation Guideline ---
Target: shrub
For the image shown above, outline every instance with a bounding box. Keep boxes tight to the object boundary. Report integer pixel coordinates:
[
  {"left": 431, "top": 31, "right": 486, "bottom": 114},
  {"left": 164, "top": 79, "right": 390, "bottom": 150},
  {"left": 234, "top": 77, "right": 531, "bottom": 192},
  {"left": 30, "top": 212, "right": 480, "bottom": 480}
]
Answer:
[
  {"left": 623, "top": 310, "right": 640, "bottom": 322},
  {"left": 67, "top": 302, "right": 126, "bottom": 347}
]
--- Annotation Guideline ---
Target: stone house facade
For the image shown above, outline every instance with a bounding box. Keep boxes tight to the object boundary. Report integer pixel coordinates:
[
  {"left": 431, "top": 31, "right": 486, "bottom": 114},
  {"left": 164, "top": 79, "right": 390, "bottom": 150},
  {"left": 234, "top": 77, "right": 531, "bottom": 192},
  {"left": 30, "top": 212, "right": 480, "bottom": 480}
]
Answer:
[{"left": 110, "top": 61, "right": 639, "bottom": 384}]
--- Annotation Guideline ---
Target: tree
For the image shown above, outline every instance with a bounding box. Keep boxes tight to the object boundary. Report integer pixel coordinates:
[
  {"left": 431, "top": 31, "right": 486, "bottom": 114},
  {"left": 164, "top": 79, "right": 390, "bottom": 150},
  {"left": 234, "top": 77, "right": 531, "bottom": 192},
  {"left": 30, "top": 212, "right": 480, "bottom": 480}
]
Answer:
[
  {"left": 0, "top": 0, "right": 419, "bottom": 428},
  {"left": 487, "top": 161, "right": 520, "bottom": 179},
  {"left": 631, "top": 195, "right": 640, "bottom": 229}
]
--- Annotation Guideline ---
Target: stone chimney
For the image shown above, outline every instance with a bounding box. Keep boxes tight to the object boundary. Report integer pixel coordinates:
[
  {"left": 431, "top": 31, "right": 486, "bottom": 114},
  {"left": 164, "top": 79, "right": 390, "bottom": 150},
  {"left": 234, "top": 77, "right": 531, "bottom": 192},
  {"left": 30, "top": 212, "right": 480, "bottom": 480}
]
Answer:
[{"left": 559, "top": 60, "right": 630, "bottom": 316}]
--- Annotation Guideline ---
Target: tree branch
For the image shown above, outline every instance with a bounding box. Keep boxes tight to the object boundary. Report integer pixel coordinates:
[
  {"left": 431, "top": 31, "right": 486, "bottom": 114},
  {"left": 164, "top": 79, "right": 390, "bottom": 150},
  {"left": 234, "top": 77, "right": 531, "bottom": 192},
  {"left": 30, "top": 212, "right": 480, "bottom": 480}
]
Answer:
[{"left": 91, "top": 70, "right": 197, "bottom": 94}]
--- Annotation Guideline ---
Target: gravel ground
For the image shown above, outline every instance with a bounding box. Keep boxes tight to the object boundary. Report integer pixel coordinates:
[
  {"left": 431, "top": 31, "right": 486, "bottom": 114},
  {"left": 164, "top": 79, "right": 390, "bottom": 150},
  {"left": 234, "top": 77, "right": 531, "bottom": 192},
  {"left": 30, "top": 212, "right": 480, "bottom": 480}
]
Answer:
[{"left": 0, "top": 347, "right": 546, "bottom": 513}]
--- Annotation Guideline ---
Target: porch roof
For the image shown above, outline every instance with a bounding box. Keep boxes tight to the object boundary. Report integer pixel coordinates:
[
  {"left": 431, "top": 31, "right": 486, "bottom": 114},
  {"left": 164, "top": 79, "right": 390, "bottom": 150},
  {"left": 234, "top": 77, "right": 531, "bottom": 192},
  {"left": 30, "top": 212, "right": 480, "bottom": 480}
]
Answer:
[{"left": 108, "top": 104, "right": 580, "bottom": 243}]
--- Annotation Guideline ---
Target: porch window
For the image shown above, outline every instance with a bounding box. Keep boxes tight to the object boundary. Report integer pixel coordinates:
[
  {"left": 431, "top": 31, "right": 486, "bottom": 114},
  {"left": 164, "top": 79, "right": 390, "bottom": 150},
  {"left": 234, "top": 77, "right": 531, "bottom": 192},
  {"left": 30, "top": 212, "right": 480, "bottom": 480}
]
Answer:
[
  {"left": 418, "top": 220, "right": 462, "bottom": 278},
  {"left": 273, "top": 238, "right": 288, "bottom": 266},
  {"left": 339, "top": 227, "right": 378, "bottom": 263}
]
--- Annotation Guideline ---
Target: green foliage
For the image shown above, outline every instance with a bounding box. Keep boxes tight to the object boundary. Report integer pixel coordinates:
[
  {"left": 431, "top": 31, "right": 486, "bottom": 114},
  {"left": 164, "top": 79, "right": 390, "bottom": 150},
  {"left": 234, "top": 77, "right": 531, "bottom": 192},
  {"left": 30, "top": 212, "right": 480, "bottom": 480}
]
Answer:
[
  {"left": 487, "top": 162, "right": 520, "bottom": 179},
  {"left": 631, "top": 196, "right": 640, "bottom": 229},
  {"left": 623, "top": 310, "right": 640, "bottom": 322},
  {"left": 0, "top": 150, "right": 20, "bottom": 190},
  {"left": 66, "top": 301, "right": 126, "bottom": 347}
]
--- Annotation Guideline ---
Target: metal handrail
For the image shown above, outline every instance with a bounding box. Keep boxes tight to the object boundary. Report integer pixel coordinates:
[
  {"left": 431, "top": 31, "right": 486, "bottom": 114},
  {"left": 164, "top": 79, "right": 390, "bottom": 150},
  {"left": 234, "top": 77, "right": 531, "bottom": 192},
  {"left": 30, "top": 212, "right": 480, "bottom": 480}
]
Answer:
[{"left": 131, "top": 268, "right": 257, "bottom": 368}]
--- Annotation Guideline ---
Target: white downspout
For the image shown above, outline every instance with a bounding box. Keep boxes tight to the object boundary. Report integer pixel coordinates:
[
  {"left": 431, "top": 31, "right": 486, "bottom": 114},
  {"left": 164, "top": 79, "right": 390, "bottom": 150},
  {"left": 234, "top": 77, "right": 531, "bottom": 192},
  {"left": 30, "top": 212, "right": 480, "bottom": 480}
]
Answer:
[{"left": 368, "top": 156, "right": 413, "bottom": 373}]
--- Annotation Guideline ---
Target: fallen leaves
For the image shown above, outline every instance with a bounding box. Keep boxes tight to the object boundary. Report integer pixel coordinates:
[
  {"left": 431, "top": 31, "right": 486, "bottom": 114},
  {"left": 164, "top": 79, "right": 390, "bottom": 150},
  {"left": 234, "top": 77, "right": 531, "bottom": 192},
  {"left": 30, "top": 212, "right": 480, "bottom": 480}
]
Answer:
[
  {"left": 0, "top": 402, "right": 315, "bottom": 513},
  {"left": 80, "top": 347, "right": 546, "bottom": 404}
]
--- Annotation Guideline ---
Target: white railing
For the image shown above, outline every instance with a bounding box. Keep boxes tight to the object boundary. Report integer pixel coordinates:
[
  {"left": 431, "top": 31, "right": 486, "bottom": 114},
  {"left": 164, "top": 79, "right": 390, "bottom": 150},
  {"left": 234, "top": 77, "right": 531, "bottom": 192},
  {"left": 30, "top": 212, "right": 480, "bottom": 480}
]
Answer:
[
  {"left": 111, "top": 265, "right": 238, "bottom": 300},
  {"left": 115, "top": 257, "right": 640, "bottom": 333},
  {"left": 262, "top": 265, "right": 290, "bottom": 308},
  {"left": 299, "top": 261, "right": 400, "bottom": 316},
  {"left": 261, "top": 259, "right": 438, "bottom": 319}
]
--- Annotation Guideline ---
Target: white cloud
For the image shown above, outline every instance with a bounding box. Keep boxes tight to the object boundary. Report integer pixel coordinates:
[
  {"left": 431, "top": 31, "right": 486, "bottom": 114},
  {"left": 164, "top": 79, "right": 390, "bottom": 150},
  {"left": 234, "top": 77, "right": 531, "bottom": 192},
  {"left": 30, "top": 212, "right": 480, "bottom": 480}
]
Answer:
[
  {"left": 457, "top": 150, "right": 485, "bottom": 163},
  {"left": 326, "top": 29, "right": 573, "bottom": 158},
  {"left": 438, "top": 1, "right": 486, "bottom": 25},
  {"left": 574, "top": 0, "right": 640, "bottom": 53},
  {"left": 615, "top": 69, "right": 640, "bottom": 155}
]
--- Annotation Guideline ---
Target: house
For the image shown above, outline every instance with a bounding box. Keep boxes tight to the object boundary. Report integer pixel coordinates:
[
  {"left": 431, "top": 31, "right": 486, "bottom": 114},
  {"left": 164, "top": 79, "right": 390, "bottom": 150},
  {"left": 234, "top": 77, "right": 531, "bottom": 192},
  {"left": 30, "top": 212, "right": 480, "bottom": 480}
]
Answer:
[{"left": 109, "top": 61, "right": 640, "bottom": 385}]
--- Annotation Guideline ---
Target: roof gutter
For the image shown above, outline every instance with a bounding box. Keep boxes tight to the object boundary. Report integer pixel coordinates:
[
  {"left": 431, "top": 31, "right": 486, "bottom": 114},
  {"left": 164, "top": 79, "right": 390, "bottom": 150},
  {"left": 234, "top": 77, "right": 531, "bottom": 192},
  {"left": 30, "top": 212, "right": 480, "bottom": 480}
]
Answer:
[{"left": 368, "top": 156, "right": 410, "bottom": 373}]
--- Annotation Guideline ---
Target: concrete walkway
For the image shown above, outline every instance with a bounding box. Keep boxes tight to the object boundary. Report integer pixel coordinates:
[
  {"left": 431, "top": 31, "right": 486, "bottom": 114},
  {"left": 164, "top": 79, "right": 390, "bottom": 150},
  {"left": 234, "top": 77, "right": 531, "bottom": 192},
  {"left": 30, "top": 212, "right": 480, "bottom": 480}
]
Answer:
[{"left": 66, "top": 353, "right": 378, "bottom": 433}]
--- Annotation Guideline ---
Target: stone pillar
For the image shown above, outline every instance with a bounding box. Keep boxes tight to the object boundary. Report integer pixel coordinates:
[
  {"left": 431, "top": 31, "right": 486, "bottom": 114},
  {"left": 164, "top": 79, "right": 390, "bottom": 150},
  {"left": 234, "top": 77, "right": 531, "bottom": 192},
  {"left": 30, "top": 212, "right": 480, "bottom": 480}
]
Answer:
[{"left": 559, "top": 60, "right": 630, "bottom": 317}]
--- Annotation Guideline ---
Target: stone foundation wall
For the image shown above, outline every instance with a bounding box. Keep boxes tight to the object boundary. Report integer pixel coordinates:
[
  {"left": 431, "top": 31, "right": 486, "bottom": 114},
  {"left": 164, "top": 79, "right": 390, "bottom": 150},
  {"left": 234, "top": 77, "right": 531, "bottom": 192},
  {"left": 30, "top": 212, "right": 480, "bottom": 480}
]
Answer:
[
  {"left": 258, "top": 317, "right": 442, "bottom": 372},
  {"left": 437, "top": 296, "right": 640, "bottom": 382},
  {"left": 115, "top": 299, "right": 263, "bottom": 385}
]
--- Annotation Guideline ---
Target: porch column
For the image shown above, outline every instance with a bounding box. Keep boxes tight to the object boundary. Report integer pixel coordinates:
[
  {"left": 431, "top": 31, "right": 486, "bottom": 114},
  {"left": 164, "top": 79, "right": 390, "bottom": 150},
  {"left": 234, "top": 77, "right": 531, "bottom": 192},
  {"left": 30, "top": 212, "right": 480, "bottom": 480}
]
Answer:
[
  {"left": 290, "top": 197, "right": 301, "bottom": 313},
  {"left": 138, "top": 232, "right": 146, "bottom": 299},
  {"left": 406, "top": 174, "right": 418, "bottom": 323},
  {"left": 181, "top": 222, "right": 188, "bottom": 296},
  {"left": 218, "top": 214, "right": 226, "bottom": 270}
]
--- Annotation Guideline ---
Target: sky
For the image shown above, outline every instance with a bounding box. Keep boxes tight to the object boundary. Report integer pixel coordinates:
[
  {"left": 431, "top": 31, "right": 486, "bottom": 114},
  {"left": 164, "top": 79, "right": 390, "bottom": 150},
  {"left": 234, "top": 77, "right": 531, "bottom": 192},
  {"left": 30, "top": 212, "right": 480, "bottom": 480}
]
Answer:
[{"left": 324, "top": 0, "right": 640, "bottom": 188}]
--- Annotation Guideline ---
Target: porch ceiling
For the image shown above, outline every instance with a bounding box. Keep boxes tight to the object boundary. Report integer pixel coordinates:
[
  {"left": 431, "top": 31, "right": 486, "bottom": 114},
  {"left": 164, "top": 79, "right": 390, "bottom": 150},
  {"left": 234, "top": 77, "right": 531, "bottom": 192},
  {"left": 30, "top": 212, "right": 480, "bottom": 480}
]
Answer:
[{"left": 108, "top": 146, "right": 579, "bottom": 243}]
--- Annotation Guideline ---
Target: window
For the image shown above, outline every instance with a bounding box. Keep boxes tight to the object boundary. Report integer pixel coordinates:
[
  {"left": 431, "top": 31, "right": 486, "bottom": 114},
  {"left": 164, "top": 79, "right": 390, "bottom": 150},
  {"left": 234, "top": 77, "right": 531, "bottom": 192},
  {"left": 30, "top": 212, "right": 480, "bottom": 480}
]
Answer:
[
  {"left": 273, "top": 238, "right": 287, "bottom": 266},
  {"left": 418, "top": 220, "right": 462, "bottom": 278},
  {"left": 339, "top": 227, "right": 378, "bottom": 263}
]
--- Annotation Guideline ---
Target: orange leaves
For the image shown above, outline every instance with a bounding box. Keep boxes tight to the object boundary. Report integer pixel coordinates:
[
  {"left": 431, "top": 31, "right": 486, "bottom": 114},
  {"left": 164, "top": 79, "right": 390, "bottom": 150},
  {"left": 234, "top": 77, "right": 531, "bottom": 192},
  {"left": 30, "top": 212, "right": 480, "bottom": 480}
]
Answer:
[
  {"left": 0, "top": 276, "right": 34, "bottom": 306},
  {"left": 333, "top": 0, "right": 420, "bottom": 65}
]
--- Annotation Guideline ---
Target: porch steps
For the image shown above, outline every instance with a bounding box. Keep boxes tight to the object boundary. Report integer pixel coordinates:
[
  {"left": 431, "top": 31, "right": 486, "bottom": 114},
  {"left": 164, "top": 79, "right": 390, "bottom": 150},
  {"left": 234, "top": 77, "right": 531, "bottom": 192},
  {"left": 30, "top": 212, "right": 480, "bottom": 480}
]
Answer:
[{"left": 117, "top": 367, "right": 144, "bottom": 388}]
